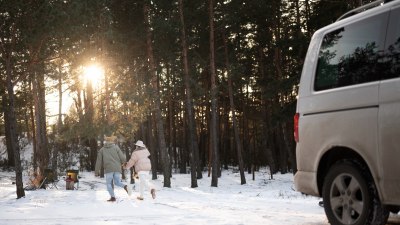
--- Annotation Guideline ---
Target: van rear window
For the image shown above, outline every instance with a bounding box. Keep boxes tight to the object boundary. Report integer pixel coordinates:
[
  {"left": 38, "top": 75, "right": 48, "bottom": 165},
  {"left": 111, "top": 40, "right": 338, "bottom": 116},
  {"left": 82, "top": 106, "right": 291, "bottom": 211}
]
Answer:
[
  {"left": 314, "top": 13, "right": 389, "bottom": 91},
  {"left": 382, "top": 7, "right": 400, "bottom": 80}
]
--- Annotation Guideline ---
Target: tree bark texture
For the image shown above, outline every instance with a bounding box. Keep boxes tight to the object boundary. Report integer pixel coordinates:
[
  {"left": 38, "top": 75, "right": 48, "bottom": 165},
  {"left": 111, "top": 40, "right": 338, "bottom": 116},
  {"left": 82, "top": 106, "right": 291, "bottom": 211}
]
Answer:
[
  {"left": 5, "top": 55, "right": 25, "bottom": 198},
  {"left": 209, "top": 0, "right": 219, "bottom": 187},
  {"left": 178, "top": 0, "right": 201, "bottom": 187},
  {"left": 223, "top": 32, "right": 246, "bottom": 185},
  {"left": 84, "top": 81, "right": 97, "bottom": 171},
  {"left": 2, "top": 96, "right": 15, "bottom": 167},
  {"left": 144, "top": 2, "right": 171, "bottom": 187},
  {"left": 32, "top": 69, "right": 49, "bottom": 176}
]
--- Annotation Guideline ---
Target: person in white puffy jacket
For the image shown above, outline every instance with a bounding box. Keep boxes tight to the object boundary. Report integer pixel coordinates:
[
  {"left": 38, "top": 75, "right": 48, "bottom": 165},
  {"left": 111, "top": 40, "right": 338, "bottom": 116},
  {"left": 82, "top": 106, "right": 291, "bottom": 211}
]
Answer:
[{"left": 124, "top": 140, "right": 156, "bottom": 200}]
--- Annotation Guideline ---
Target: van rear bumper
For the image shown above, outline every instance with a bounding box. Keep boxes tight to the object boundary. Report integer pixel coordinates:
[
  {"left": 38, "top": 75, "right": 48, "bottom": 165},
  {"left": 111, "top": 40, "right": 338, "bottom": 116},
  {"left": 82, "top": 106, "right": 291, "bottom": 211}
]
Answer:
[{"left": 294, "top": 171, "right": 320, "bottom": 197}]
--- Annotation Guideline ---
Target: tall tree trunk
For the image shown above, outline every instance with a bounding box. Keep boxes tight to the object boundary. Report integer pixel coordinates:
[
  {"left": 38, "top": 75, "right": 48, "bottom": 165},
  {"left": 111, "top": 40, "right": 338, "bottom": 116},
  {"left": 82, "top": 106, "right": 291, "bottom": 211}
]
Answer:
[
  {"left": 276, "top": 122, "right": 288, "bottom": 173},
  {"left": 242, "top": 85, "right": 251, "bottom": 174},
  {"left": 294, "top": 0, "right": 306, "bottom": 61},
  {"left": 209, "top": 0, "right": 219, "bottom": 187},
  {"left": 178, "top": 0, "right": 201, "bottom": 187},
  {"left": 146, "top": 117, "right": 158, "bottom": 180},
  {"left": 105, "top": 70, "right": 112, "bottom": 129},
  {"left": 166, "top": 65, "right": 176, "bottom": 172},
  {"left": 32, "top": 69, "right": 49, "bottom": 176},
  {"left": 29, "top": 84, "right": 37, "bottom": 170},
  {"left": 52, "top": 64, "right": 64, "bottom": 179},
  {"left": 257, "top": 46, "right": 276, "bottom": 177},
  {"left": 304, "top": 0, "right": 311, "bottom": 37},
  {"left": 223, "top": 32, "right": 246, "bottom": 185},
  {"left": 180, "top": 112, "right": 188, "bottom": 174},
  {"left": 85, "top": 81, "right": 97, "bottom": 171},
  {"left": 2, "top": 96, "right": 15, "bottom": 167},
  {"left": 5, "top": 56, "right": 25, "bottom": 198},
  {"left": 282, "top": 122, "right": 296, "bottom": 173},
  {"left": 221, "top": 103, "right": 229, "bottom": 170},
  {"left": 144, "top": 2, "right": 171, "bottom": 187},
  {"left": 99, "top": 101, "right": 105, "bottom": 178}
]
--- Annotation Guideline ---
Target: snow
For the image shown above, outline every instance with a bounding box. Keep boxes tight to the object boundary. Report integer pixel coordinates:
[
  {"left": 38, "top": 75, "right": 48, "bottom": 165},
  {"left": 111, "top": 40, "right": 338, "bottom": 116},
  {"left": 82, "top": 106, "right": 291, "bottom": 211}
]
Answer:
[
  {"left": 1, "top": 139, "right": 399, "bottom": 225},
  {"left": 0, "top": 168, "right": 330, "bottom": 225}
]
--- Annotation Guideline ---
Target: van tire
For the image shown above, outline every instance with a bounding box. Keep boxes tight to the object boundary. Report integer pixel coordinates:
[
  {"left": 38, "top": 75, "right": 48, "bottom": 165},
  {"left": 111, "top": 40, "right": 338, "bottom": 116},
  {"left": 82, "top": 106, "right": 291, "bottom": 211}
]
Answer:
[{"left": 322, "top": 160, "right": 389, "bottom": 225}]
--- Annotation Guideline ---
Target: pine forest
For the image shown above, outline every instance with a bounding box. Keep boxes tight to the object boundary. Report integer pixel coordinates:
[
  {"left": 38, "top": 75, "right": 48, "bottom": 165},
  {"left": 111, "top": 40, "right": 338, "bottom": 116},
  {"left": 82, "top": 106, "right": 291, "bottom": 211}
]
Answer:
[{"left": 0, "top": 0, "right": 372, "bottom": 198}]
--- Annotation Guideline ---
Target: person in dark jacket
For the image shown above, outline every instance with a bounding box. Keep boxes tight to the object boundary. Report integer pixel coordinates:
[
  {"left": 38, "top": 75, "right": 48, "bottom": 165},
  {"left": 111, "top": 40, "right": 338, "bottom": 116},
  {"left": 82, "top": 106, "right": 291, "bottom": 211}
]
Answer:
[{"left": 95, "top": 135, "right": 131, "bottom": 202}]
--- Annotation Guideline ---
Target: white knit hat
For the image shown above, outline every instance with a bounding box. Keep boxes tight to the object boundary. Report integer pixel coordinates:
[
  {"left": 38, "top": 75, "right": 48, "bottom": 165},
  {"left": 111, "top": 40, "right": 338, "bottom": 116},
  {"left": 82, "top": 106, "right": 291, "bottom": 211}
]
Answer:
[{"left": 135, "top": 140, "right": 145, "bottom": 148}]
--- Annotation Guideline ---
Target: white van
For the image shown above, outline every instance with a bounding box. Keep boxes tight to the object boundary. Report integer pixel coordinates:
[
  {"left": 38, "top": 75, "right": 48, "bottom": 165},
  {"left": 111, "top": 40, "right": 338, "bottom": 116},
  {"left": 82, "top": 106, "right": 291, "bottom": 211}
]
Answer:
[{"left": 294, "top": 0, "right": 400, "bottom": 224}]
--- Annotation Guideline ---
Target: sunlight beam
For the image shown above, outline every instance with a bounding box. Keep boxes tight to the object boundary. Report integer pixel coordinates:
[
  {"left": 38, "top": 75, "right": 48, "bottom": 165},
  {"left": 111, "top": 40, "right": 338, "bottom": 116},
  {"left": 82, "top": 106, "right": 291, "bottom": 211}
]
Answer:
[{"left": 83, "top": 64, "right": 104, "bottom": 88}]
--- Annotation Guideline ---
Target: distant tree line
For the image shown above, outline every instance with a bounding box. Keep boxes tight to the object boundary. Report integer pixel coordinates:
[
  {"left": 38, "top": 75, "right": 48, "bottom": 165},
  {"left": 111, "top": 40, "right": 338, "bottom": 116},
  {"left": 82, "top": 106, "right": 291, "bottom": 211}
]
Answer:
[{"left": 0, "top": 0, "right": 373, "bottom": 198}]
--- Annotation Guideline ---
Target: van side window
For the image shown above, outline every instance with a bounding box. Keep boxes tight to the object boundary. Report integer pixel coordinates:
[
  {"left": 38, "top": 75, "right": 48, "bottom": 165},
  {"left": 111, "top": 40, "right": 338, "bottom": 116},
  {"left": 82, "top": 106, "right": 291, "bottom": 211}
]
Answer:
[
  {"left": 382, "top": 7, "right": 400, "bottom": 80},
  {"left": 314, "top": 13, "right": 389, "bottom": 91}
]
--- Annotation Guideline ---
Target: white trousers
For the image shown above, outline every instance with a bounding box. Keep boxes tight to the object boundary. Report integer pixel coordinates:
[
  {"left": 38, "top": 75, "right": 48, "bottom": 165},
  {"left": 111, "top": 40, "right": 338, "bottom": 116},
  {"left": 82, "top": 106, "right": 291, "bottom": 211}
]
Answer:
[{"left": 138, "top": 171, "right": 153, "bottom": 198}]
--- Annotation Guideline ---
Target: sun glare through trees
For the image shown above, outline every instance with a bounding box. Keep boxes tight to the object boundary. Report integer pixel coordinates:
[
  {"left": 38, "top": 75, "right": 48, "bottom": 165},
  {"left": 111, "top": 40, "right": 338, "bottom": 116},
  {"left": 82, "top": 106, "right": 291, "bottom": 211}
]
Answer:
[{"left": 83, "top": 64, "right": 104, "bottom": 89}]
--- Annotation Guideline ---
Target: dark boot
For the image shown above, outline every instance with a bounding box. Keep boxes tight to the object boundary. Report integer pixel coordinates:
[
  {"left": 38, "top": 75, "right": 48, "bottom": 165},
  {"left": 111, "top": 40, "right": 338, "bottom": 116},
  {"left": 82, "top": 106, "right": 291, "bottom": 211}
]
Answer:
[
  {"left": 107, "top": 197, "right": 116, "bottom": 202},
  {"left": 124, "top": 185, "right": 132, "bottom": 196},
  {"left": 151, "top": 189, "right": 156, "bottom": 199}
]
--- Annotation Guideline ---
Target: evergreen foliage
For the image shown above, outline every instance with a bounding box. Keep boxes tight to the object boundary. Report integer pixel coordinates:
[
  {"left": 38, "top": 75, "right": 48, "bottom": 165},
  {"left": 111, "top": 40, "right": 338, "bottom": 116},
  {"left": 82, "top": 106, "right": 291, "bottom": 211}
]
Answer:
[{"left": 0, "top": 0, "right": 363, "bottom": 188}]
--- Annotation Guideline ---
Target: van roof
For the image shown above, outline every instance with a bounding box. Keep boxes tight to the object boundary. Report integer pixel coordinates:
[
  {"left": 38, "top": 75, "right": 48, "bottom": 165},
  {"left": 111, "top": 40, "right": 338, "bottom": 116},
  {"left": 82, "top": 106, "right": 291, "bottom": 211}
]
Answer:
[
  {"left": 337, "top": 0, "right": 398, "bottom": 21},
  {"left": 312, "top": 0, "right": 399, "bottom": 37}
]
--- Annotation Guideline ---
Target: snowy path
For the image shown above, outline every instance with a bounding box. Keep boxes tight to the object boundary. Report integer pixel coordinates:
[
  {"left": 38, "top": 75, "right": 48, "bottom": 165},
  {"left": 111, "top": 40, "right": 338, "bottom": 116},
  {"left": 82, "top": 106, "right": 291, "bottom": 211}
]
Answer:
[{"left": 1, "top": 170, "right": 399, "bottom": 225}]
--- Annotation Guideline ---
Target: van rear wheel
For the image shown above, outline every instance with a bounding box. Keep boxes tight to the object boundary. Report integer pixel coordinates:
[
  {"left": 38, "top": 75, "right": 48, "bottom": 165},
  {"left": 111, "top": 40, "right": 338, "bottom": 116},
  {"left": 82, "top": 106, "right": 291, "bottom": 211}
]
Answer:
[{"left": 322, "top": 160, "right": 389, "bottom": 225}]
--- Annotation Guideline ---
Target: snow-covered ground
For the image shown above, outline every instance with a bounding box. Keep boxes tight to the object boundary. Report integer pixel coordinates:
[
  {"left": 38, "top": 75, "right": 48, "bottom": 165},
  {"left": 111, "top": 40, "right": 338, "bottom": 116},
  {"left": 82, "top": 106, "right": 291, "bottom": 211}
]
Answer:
[
  {"left": 1, "top": 138, "right": 399, "bottom": 225},
  {"left": 1, "top": 168, "right": 330, "bottom": 225},
  {"left": 2, "top": 171, "right": 400, "bottom": 225}
]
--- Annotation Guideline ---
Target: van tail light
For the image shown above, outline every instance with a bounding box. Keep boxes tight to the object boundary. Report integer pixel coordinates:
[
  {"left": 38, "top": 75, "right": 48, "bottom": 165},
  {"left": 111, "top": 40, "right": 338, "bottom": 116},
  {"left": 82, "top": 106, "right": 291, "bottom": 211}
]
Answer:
[{"left": 294, "top": 113, "right": 299, "bottom": 142}]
